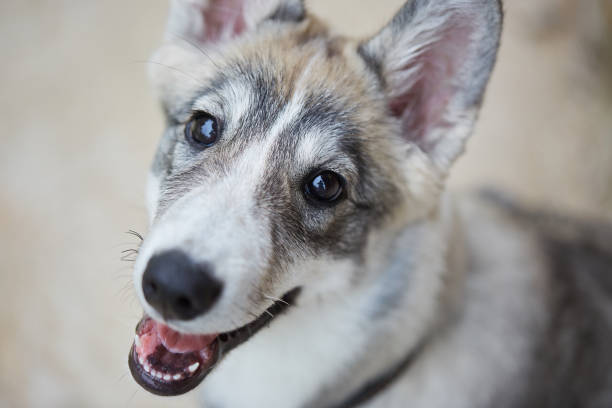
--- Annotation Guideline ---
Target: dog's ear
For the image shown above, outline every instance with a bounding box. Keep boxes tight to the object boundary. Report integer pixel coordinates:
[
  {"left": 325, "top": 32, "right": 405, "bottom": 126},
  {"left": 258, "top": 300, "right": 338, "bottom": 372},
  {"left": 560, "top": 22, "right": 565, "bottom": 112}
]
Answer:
[
  {"left": 360, "top": 0, "right": 502, "bottom": 171},
  {"left": 150, "top": 0, "right": 305, "bottom": 108},
  {"left": 164, "top": 0, "right": 305, "bottom": 44}
]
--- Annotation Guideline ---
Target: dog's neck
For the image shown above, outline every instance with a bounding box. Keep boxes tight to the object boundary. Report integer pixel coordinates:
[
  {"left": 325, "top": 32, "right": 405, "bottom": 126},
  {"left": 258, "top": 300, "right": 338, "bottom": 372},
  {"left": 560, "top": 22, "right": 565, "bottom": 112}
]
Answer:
[
  {"left": 302, "top": 196, "right": 468, "bottom": 407},
  {"left": 347, "top": 196, "right": 550, "bottom": 408}
]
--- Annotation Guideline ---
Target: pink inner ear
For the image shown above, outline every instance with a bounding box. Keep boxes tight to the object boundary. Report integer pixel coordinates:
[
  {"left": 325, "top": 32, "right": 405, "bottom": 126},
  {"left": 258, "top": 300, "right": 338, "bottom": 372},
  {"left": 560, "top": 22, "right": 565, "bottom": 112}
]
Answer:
[
  {"left": 389, "top": 20, "right": 474, "bottom": 151},
  {"left": 202, "top": 0, "right": 247, "bottom": 43}
]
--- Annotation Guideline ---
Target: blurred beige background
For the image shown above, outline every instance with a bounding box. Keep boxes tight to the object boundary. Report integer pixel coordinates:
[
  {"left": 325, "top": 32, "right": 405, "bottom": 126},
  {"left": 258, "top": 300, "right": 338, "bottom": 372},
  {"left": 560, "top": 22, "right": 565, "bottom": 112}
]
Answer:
[{"left": 0, "top": 0, "right": 610, "bottom": 407}]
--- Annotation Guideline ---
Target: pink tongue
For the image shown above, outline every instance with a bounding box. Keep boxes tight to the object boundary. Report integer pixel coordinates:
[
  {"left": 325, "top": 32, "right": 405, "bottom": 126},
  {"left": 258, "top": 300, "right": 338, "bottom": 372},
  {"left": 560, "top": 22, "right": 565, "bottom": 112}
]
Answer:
[{"left": 157, "top": 323, "right": 217, "bottom": 353}]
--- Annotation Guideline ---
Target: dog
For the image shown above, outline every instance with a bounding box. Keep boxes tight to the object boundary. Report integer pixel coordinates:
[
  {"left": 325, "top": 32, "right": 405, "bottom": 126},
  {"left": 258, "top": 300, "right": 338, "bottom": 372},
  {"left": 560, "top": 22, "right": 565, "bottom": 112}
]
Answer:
[{"left": 127, "top": 0, "right": 612, "bottom": 406}]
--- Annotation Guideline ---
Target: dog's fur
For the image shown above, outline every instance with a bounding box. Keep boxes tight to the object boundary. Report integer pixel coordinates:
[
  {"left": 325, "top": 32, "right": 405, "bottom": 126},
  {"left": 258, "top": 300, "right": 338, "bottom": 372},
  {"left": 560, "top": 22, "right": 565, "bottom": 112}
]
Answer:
[{"left": 132, "top": 0, "right": 612, "bottom": 406}]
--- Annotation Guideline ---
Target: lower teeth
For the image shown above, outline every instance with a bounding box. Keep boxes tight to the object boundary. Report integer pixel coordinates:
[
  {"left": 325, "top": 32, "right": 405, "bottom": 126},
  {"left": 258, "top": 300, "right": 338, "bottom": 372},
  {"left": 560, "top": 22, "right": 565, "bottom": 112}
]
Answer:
[{"left": 137, "top": 354, "right": 196, "bottom": 381}]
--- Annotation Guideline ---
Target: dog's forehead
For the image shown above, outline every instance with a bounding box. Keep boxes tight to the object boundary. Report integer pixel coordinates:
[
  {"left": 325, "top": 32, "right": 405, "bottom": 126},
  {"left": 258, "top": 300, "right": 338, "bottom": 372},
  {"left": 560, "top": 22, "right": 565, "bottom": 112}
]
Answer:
[
  {"left": 175, "top": 33, "right": 379, "bottom": 171},
  {"left": 194, "top": 36, "right": 368, "bottom": 132}
]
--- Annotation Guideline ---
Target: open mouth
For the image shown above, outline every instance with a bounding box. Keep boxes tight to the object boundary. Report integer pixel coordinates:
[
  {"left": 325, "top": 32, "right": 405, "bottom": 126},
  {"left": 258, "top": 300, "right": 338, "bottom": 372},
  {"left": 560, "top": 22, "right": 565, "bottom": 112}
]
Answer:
[{"left": 128, "top": 288, "right": 300, "bottom": 396}]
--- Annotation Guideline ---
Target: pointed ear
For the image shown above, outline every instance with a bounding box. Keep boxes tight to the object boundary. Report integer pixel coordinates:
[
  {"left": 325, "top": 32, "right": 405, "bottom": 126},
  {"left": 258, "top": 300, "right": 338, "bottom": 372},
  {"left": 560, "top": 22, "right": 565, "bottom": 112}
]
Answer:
[
  {"left": 360, "top": 0, "right": 503, "bottom": 171},
  {"left": 150, "top": 0, "right": 305, "bottom": 109},
  {"left": 164, "top": 0, "right": 305, "bottom": 44}
]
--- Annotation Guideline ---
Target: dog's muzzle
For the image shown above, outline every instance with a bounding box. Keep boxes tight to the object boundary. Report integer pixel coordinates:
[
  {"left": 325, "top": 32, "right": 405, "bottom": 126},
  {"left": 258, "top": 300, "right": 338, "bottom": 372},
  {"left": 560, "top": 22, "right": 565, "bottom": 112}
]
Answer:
[{"left": 128, "top": 288, "right": 301, "bottom": 396}]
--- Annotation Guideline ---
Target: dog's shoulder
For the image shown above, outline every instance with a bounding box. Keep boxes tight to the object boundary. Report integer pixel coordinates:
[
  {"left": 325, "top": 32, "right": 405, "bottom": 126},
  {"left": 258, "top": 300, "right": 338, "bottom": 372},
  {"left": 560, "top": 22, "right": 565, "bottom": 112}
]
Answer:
[
  {"left": 479, "top": 189, "right": 612, "bottom": 408},
  {"left": 477, "top": 189, "right": 612, "bottom": 298}
]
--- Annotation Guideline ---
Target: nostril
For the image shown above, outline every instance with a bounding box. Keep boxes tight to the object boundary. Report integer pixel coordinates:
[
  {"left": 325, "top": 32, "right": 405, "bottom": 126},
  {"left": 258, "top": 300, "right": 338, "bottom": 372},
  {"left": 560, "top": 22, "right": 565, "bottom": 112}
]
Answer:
[
  {"left": 174, "top": 296, "right": 193, "bottom": 313},
  {"left": 142, "top": 279, "right": 158, "bottom": 300},
  {"left": 146, "top": 281, "right": 157, "bottom": 294},
  {"left": 208, "top": 284, "right": 222, "bottom": 303}
]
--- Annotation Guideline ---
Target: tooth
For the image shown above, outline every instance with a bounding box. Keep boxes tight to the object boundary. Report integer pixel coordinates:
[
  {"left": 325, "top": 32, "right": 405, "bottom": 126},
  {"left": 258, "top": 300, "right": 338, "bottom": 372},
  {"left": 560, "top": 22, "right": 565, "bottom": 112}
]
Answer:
[
  {"left": 156, "top": 372, "right": 163, "bottom": 379},
  {"left": 150, "top": 369, "right": 156, "bottom": 376},
  {"left": 144, "top": 364, "right": 150, "bottom": 373},
  {"left": 138, "top": 356, "right": 145, "bottom": 365},
  {"left": 188, "top": 362, "right": 199, "bottom": 373},
  {"left": 134, "top": 334, "right": 141, "bottom": 348},
  {"left": 163, "top": 374, "right": 171, "bottom": 381},
  {"left": 173, "top": 374, "right": 182, "bottom": 381}
]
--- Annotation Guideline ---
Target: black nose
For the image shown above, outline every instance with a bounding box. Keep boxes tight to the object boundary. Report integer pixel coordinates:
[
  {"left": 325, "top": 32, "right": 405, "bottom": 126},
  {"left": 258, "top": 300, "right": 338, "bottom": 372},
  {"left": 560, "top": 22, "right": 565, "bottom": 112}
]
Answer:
[{"left": 142, "top": 250, "right": 223, "bottom": 321}]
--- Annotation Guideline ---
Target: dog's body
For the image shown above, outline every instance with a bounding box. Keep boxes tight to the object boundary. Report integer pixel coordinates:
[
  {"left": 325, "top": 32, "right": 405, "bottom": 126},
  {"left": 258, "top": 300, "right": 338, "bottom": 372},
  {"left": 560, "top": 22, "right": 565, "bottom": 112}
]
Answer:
[
  {"left": 128, "top": 0, "right": 612, "bottom": 406},
  {"left": 197, "top": 192, "right": 612, "bottom": 408}
]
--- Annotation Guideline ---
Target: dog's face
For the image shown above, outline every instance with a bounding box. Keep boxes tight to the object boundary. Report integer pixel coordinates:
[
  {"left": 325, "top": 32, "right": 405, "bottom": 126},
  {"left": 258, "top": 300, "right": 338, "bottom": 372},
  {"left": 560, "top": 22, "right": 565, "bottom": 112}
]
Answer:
[{"left": 129, "top": 0, "right": 501, "bottom": 396}]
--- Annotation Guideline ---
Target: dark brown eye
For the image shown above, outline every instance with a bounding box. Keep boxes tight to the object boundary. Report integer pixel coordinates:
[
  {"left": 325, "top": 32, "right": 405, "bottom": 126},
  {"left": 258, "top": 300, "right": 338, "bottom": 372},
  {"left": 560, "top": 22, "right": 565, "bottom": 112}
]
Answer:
[
  {"left": 185, "top": 113, "right": 219, "bottom": 146},
  {"left": 304, "top": 170, "right": 345, "bottom": 204}
]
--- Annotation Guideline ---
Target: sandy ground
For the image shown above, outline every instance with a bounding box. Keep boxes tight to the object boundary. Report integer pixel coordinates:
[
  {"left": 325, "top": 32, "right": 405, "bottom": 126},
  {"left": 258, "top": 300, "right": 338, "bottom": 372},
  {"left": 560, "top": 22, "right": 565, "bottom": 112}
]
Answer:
[{"left": 0, "top": 0, "right": 610, "bottom": 407}]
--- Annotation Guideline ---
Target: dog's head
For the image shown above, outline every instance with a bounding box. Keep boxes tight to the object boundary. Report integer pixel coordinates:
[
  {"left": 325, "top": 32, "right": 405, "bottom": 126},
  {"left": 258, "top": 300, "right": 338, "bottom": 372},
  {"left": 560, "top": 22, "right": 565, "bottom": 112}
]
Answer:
[{"left": 129, "top": 0, "right": 502, "bottom": 396}]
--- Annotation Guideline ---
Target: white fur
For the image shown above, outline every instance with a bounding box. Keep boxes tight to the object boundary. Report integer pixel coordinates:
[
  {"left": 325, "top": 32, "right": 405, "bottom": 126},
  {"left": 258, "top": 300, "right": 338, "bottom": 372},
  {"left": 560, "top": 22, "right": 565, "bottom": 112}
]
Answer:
[
  {"left": 195, "top": 196, "right": 549, "bottom": 408},
  {"left": 193, "top": 79, "right": 254, "bottom": 129},
  {"left": 146, "top": 173, "right": 160, "bottom": 223}
]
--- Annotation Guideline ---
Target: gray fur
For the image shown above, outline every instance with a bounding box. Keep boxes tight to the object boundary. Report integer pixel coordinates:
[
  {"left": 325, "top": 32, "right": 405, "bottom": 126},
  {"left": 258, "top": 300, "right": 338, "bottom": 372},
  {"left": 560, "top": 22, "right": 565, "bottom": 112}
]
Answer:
[
  {"left": 482, "top": 190, "right": 612, "bottom": 408},
  {"left": 132, "top": 1, "right": 612, "bottom": 407},
  {"left": 527, "top": 236, "right": 612, "bottom": 408},
  {"left": 266, "top": 0, "right": 305, "bottom": 23}
]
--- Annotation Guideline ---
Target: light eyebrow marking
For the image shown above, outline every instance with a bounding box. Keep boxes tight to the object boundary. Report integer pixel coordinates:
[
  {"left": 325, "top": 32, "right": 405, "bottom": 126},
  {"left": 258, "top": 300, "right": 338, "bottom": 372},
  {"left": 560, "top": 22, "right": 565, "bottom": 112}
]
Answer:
[
  {"left": 263, "top": 50, "right": 323, "bottom": 146},
  {"left": 191, "top": 79, "right": 254, "bottom": 127}
]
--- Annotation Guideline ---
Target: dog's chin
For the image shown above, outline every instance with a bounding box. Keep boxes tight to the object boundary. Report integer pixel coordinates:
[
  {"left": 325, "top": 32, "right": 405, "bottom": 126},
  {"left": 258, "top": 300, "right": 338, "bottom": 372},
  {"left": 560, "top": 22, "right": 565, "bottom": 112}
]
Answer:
[{"left": 128, "top": 287, "right": 301, "bottom": 396}]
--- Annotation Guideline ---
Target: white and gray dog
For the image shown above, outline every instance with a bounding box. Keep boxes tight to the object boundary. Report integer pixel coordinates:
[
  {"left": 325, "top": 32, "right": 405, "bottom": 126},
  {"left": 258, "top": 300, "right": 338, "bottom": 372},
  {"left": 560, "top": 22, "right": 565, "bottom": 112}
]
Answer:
[{"left": 127, "top": 0, "right": 612, "bottom": 407}]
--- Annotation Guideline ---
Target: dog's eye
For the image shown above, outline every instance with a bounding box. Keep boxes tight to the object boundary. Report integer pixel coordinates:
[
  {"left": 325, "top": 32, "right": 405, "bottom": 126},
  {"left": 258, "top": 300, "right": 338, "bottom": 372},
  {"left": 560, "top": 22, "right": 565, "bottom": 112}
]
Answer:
[
  {"left": 185, "top": 113, "right": 219, "bottom": 147},
  {"left": 304, "top": 171, "right": 345, "bottom": 204}
]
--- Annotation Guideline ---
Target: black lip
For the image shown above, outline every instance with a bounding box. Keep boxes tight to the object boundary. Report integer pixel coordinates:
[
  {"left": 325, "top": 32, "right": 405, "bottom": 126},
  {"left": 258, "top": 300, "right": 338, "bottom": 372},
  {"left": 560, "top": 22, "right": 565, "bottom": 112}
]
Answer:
[
  {"left": 128, "top": 342, "right": 218, "bottom": 396},
  {"left": 129, "top": 287, "right": 301, "bottom": 396}
]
